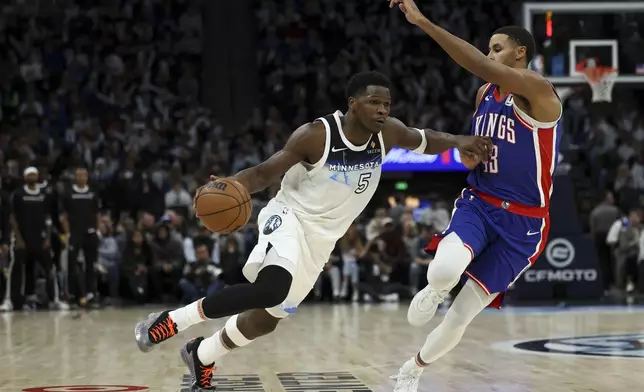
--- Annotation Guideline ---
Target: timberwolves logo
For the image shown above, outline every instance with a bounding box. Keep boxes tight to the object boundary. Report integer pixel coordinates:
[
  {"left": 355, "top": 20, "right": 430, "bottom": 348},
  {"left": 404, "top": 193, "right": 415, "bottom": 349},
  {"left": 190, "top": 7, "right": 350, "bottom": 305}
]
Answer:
[
  {"left": 263, "top": 215, "right": 282, "bottom": 235},
  {"left": 498, "top": 334, "right": 644, "bottom": 358}
]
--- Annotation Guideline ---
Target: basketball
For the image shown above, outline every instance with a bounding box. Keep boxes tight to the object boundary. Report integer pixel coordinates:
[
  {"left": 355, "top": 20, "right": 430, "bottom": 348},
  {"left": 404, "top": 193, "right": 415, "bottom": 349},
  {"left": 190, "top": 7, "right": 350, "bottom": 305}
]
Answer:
[{"left": 195, "top": 178, "right": 252, "bottom": 234}]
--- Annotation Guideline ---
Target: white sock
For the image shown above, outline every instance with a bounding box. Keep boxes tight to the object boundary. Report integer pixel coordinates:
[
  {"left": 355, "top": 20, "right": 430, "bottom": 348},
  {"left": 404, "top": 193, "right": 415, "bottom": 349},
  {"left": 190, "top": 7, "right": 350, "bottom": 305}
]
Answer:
[
  {"left": 418, "top": 281, "right": 493, "bottom": 363},
  {"left": 169, "top": 298, "right": 206, "bottom": 331},
  {"left": 197, "top": 314, "right": 254, "bottom": 364},
  {"left": 197, "top": 330, "right": 230, "bottom": 365},
  {"left": 401, "top": 356, "right": 424, "bottom": 374}
]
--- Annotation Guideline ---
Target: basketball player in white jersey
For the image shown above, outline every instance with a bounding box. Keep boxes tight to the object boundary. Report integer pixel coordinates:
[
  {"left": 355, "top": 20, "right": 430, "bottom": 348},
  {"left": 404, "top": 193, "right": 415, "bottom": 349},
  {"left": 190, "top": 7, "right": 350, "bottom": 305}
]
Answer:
[{"left": 134, "top": 71, "right": 492, "bottom": 391}]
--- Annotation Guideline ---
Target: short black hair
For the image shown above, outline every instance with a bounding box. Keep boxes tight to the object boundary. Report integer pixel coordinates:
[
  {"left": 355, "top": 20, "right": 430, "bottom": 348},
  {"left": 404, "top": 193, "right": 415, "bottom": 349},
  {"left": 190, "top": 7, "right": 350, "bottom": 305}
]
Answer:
[
  {"left": 346, "top": 71, "right": 391, "bottom": 99},
  {"left": 493, "top": 26, "right": 535, "bottom": 64}
]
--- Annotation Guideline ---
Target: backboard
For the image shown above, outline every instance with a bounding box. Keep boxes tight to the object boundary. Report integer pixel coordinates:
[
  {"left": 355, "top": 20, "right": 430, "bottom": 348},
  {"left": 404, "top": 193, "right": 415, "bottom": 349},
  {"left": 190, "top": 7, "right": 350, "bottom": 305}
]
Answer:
[{"left": 523, "top": 2, "right": 644, "bottom": 87}]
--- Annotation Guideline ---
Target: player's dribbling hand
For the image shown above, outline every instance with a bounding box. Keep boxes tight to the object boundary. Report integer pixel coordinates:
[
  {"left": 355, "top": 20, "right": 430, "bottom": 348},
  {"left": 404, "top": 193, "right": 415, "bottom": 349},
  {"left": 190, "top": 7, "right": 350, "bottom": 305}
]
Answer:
[
  {"left": 389, "top": 0, "right": 425, "bottom": 25},
  {"left": 193, "top": 175, "right": 220, "bottom": 215},
  {"left": 455, "top": 136, "right": 494, "bottom": 163}
]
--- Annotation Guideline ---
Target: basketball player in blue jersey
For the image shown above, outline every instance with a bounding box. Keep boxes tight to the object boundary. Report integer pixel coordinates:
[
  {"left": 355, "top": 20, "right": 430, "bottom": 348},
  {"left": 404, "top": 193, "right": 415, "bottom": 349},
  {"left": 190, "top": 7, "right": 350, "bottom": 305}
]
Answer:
[
  {"left": 133, "top": 71, "right": 492, "bottom": 391},
  {"left": 388, "top": 1, "right": 563, "bottom": 390}
]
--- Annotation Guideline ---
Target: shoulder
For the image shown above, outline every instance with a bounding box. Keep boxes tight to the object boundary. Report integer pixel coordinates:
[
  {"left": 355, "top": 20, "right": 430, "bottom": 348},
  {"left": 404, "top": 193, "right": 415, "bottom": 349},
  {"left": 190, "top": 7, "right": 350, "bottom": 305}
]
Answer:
[
  {"left": 381, "top": 116, "right": 409, "bottom": 136},
  {"left": 286, "top": 120, "right": 326, "bottom": 149},
  {"left": 512, "top": 68, "right": 559, "bottom": 99},
  {"left": 379, "top": 117, "right": 407, "bottom": 148},
  {"left": 291, "top": 120, "right": 326, "bottom": 139},
  {"left": 475, "top": 83, "right": 490, "bottom": 106}
]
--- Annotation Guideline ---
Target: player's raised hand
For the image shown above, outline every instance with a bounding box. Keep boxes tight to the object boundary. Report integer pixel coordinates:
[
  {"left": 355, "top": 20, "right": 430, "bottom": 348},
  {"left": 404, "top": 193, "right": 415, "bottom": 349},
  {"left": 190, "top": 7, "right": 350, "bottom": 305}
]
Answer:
[
  {"left": 389, "top": 0, "right": 425, "bottom": 25},
  {"left": 455, "top": 136, "right": 494, "bottom": 163}
]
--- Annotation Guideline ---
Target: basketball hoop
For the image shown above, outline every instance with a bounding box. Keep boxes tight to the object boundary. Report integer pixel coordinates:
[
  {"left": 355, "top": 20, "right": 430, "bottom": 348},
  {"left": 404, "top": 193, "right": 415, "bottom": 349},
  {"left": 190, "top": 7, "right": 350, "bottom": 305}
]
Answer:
[{"left": 577, "top": 59, "right": 618, "bottom": 103}]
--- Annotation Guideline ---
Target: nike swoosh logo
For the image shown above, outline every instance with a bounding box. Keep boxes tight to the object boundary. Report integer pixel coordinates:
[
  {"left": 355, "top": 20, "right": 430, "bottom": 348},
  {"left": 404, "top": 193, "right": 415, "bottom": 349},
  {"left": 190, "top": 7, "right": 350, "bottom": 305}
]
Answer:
[
  {"left": 332, "top": 147, "right": 347, "bottom": 152},
  {"left": 484, "top": 95, "right": 490, "bottom": 101},
  {"left": 527, "top": 231, "right": 540, "bottom": 236}
]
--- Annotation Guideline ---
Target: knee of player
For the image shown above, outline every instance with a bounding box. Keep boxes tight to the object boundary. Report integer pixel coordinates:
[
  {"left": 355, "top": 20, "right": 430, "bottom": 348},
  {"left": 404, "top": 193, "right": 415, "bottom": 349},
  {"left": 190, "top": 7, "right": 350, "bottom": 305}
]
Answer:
[
  {"left": 261, "top": 284, "right": 290, "bottom": 307},
  {"left": 426, "top": 259, "right": 462, "bottom": 288},
  {"left": 255, "top": 265, "right": 292, "bottom": 307},
  {"left": 236, "top": 309, "right": 280, "bottom": 339}
]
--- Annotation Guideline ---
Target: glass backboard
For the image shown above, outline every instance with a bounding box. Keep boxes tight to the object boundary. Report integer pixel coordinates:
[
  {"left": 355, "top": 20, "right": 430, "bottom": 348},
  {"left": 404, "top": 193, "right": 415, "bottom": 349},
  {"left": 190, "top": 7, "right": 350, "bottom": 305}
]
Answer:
[{"left": 524, "top": 2, "right": 644, "bottom": 86}]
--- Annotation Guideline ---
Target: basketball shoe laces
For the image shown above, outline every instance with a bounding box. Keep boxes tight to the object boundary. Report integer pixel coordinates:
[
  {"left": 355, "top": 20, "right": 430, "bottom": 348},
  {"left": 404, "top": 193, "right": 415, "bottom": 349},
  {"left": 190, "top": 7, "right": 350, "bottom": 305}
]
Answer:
[
  {"left": 148, "top": 316, "right": 178, "bottom": 343},
  {"left": 199, "top": 364, "right": 216, "bottom": 389},
  {"left": 417, "top": 289, "right": 447, "bottom": 311}
]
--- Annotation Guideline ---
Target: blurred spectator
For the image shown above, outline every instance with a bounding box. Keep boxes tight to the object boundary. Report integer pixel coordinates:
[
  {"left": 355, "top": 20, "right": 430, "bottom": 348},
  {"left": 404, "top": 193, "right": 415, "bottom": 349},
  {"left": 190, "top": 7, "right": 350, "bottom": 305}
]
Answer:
[
  {"left": 613, "top": 209, "right": 641, "bottom": 293},
  {"left": 338, "top": 222, "right": 364, "bottom": 301},
  {"left": 165, "top": 180, "right": 193, "bottom": 220},
  {"left": 314, "top": 247, "right": 342, "bottom": 300},
  {"left": 357, "top": 240, "right": 409, "bottom": 303},
  {"left": 184, "top": 222, "right": 219, "bottom": 264},
  {"left": 365, "top": 207, "right": 388, "bottom": 241},
  {"left": 149, "top": 222, "right": 185, "bottom": 301},
  {"left": 96, "top": 220, "right": 120, "bottom": 304},
  {"left": 179, "top": 243, "right": 222, "bottom": 304},
  {"left": 7, "top": 167, "right": 58, "bottom": 310},
  {"left": 121, "top": 229, "right": 154, "bottom": 304},
  {"left": 218, "top": 236, "right": 245, "bottom": 286},
  {"left": 409, "top": 224, "right": 435, "bottom": 294},
  {"left": 376, "top": 218, "right": 410, "bottom": 286},
  {"left": 61, "top": 167, "right": 100, "bottom": 306},
  {"left": 590, "top": 190, "right": 621, "bottom": 291}
]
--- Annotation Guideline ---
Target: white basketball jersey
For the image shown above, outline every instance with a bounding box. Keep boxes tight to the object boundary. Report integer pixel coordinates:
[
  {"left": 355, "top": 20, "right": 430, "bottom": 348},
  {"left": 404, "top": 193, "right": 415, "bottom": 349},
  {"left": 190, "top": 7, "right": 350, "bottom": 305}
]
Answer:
[{"left": 274, "top": 110, "right": 385, "bottom": 240}]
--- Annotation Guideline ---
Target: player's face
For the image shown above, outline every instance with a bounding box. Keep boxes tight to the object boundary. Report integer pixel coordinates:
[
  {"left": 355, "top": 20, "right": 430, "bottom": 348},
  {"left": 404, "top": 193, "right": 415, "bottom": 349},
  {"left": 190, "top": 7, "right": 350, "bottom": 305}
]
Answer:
[
  {"left": 487, "top": 34, "right": 524, "bottom": 67},
  {"left": 350, "top": 85, "right": 391, "bottom": 133}
]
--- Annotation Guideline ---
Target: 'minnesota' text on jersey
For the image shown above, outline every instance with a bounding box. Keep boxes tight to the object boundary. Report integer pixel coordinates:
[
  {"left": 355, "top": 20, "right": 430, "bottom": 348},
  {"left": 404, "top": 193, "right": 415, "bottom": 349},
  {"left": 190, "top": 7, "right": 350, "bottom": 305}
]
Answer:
[
  {"left": 467, "top": 83, "right": 562, "bottom": 207},
  {"left": 275, "top": 110, "right": 385, "bottom": 238}
]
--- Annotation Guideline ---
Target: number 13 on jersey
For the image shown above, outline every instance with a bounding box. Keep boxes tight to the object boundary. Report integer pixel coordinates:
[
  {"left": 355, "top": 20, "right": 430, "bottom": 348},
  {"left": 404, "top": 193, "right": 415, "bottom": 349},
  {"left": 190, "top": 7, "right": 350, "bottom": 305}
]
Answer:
[{"left": 483, "top": 145, "right": 499, "bottom": 174}]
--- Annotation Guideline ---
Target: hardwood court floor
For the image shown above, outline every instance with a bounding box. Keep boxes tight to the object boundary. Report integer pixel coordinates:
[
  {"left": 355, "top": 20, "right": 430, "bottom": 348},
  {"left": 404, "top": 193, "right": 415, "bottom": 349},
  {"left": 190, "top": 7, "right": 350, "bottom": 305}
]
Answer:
[{"left": 1, "top": 303, "right": 643, "bottom": 392}]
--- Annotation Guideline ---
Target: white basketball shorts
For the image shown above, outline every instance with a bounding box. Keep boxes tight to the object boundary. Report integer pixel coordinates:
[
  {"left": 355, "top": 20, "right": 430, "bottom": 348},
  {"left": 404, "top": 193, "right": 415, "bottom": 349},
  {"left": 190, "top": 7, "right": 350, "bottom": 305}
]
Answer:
[{"left": 243, "top": 199, "right": 334, "bottom": 318}]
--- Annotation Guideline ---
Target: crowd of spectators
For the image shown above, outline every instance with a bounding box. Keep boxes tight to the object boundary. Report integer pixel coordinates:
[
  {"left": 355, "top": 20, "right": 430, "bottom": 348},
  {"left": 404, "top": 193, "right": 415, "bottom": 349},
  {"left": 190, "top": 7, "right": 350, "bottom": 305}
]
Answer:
[
  {"left": 0, "top": 0, "right": 480, "bottom": 311},
  {"left": 254, "top": 0, "right": 519, "bottom": 133},
  {"left": 2, "top": 0, "right": 644, "bottom": 311}
]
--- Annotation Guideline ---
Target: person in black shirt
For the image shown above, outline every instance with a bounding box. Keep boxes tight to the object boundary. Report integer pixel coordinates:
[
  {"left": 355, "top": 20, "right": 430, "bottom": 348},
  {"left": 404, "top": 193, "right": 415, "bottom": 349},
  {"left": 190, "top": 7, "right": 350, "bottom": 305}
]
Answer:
[
  {"left": 8, "top": 167, "right": 55, "bottom": 310},
  {"left": 61, "top": 167, "right": 100, "bottom": 307},
  {"left": 38, "top": 166, "right": 64, "bottom": 298}
]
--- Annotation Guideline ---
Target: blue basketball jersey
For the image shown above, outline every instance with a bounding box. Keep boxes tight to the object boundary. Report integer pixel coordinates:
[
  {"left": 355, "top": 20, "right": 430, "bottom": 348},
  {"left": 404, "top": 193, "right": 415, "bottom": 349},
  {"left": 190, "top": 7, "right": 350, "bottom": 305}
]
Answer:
[{"left": 467, "top": 83, "right": 563, "bottom": 207}]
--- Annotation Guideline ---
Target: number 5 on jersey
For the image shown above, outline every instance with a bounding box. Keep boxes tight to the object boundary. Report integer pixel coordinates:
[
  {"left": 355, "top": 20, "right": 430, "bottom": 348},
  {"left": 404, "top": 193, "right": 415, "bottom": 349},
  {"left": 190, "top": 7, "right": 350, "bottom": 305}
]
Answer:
[
  {"left": 483, "top": 145, "right": 499, "bottom": 174},
  {"left": 355, "top": 173, "right": 371, "bottom": 194}
]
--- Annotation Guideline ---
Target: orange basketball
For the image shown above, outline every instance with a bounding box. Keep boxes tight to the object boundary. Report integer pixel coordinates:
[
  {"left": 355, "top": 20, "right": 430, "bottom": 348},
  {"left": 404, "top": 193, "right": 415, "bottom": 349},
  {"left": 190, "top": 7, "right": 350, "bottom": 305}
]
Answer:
[{"left": 195, "top": 178, "right": 252, "bottom": 234}]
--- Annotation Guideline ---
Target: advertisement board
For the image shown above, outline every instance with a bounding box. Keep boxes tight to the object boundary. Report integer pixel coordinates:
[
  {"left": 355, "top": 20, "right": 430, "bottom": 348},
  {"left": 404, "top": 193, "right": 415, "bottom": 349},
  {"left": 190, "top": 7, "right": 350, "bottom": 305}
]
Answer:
[
  {"left": 382, "top": 148, "right": 468, "bottom": 172},
  {"left": 512, "top": 235, "right": 604, "bottom": 301}
]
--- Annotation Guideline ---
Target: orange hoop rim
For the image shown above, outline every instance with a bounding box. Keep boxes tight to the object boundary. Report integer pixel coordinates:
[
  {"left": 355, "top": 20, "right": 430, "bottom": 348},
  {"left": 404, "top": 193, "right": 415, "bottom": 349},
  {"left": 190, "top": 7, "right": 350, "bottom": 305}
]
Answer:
[{"left": 582, "top": 66, "right": 619, "bottom": 84}]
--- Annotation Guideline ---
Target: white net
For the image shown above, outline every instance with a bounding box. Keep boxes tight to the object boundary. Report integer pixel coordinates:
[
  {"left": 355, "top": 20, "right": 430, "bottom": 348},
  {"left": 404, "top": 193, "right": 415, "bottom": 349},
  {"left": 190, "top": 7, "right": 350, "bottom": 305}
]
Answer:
[{"left": 583, "top": 67, "right": 618, "bottom": 103}]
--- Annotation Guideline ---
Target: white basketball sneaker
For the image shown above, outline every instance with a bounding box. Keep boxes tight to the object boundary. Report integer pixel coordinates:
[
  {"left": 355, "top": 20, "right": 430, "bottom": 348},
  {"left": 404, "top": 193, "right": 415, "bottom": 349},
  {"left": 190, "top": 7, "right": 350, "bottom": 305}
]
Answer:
[
  {"left": 407, "top": 285, "right": 448, "bottom": 327},
  {"left": 391, "top": 357, "right": 423, "bottom": 392},
  {"left": 0, "top": 299, "right": 13, "bottom": 312}
]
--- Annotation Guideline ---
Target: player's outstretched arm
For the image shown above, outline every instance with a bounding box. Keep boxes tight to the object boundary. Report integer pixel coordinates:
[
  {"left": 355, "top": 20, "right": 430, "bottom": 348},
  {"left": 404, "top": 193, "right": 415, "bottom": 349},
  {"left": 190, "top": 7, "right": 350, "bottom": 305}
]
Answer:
[
  {"left": 227, "top": 122, "right": 322, "bottom": 194},
  {"left": 384, "top": 117, "right": 492, "bottom": 162},
  {"left": 390, "top": 0, "right": 552, "bottom": 103}
]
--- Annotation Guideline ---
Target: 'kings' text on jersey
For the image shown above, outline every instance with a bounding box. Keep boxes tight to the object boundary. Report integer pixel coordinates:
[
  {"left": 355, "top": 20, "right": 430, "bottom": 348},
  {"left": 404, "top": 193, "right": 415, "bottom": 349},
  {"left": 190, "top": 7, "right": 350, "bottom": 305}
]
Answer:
[{"left": 467, "top": 83, "right": 563, "bottom": 207}]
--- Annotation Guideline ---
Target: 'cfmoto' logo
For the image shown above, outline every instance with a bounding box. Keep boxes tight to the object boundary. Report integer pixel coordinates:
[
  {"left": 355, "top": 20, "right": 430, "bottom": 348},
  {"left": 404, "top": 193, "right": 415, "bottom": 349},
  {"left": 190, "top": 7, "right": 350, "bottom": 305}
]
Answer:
[{"left": 545, "top": 238, "right": 575, "bottom": 268}]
